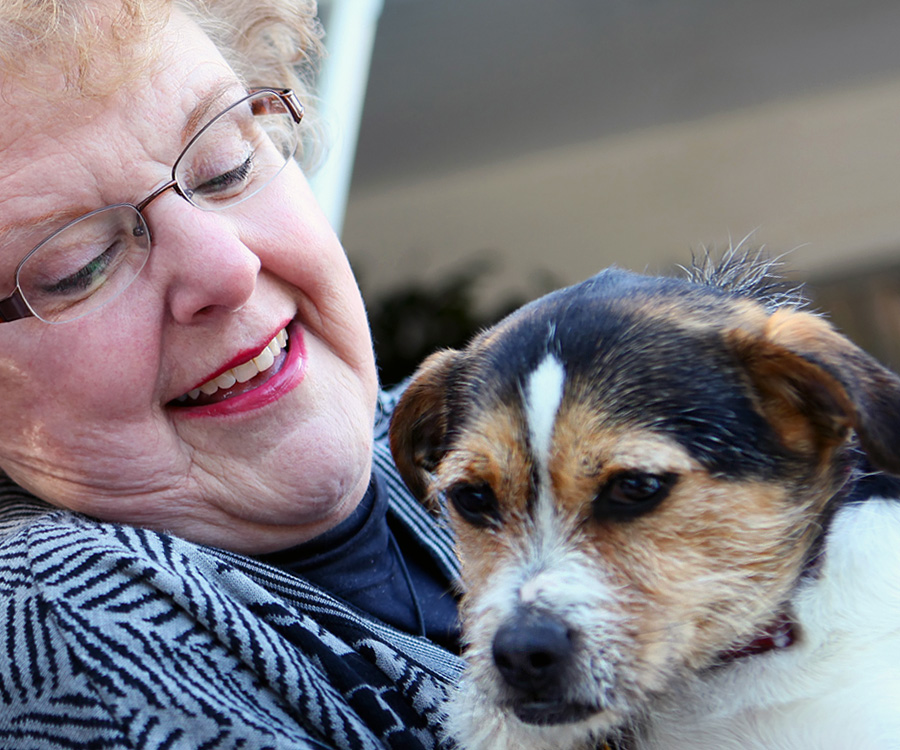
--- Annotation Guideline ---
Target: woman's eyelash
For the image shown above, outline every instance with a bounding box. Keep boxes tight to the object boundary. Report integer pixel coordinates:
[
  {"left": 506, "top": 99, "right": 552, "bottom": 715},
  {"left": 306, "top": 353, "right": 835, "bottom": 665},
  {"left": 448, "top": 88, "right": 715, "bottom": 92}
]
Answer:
[
  {"left": 45, "top": 244, "right": 119, "bottom": 294},
  {"left": 198, "top": 155, "right": 254, "bottom": 193}
]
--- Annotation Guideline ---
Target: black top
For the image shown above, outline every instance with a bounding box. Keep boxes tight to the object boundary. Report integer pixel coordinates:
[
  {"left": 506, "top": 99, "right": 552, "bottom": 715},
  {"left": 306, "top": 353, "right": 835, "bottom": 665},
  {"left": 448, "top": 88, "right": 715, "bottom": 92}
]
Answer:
[{"left": 256, "top": 472, "right": 461, "bottom": 651}]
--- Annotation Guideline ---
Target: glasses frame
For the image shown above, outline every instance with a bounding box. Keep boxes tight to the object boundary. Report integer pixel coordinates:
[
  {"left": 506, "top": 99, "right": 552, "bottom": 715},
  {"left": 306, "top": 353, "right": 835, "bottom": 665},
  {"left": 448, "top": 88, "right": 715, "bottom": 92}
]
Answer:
[{"left": 0, "top": 87, "right": 304, "bottom": 324}]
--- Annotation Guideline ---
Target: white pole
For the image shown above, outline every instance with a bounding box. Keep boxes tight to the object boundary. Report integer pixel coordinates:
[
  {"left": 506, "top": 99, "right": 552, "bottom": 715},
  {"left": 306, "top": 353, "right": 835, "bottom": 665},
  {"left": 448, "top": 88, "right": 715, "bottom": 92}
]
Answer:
[{"left": 310, "top": 0, "right": 385, "bottom": 237}]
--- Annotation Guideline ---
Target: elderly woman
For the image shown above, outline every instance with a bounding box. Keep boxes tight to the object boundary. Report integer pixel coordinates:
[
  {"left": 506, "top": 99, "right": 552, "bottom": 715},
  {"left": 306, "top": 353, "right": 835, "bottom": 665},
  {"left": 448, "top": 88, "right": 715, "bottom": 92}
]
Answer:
[{"left": 0, "top": 1, "right": 461, "bottom": 747}]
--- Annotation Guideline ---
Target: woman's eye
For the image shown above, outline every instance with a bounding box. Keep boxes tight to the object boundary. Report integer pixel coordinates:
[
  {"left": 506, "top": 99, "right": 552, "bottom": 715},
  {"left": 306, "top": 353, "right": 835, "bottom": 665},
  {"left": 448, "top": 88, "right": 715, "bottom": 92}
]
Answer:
[
  {"left": 44, "top": 242, "right": 122, "bottom": 296},
  {"left": 191, "top": 154, "right": 254, "bottom": 197},
  {"left": 447, "top": 483, "right": 502, "bottom": 528},
  {"left": 593, "top": 471, "right": 677, "bottom": 521}
]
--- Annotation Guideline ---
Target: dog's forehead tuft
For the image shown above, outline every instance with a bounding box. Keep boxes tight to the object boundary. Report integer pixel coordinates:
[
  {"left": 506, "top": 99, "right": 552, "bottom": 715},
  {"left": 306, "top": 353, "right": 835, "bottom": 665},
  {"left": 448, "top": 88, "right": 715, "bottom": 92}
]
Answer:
[{"left": 681, "top": 248, "right": 809, "bottom": 312}]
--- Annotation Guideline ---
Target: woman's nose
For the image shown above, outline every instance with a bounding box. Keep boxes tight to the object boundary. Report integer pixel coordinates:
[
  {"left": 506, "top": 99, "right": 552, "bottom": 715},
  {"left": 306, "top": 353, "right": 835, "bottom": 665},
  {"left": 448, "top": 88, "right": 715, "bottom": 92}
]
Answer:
[{"left": 146, "top": 198, "right": 261, "bottom": 324}]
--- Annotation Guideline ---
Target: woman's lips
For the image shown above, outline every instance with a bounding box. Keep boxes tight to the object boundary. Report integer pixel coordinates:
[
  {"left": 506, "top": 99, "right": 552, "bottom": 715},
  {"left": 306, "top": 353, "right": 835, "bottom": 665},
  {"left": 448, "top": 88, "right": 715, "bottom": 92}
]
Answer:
[{"left": 170, "top": 326, "right": 295, "bottom": 408}]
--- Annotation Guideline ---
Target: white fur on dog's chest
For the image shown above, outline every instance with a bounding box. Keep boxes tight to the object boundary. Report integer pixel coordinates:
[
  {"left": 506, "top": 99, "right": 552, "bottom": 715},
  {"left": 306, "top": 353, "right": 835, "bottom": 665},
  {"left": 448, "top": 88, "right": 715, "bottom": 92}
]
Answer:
[{"left": 639, "top": 498, "right": 900, "bottom": 750}]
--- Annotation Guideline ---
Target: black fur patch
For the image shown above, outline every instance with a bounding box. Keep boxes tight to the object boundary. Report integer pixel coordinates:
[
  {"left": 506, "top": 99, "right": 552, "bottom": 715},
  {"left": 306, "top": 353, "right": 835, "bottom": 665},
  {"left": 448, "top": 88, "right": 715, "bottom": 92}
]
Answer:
[{"left": 443, "top": 267, "right": 801, "bottom": 480}]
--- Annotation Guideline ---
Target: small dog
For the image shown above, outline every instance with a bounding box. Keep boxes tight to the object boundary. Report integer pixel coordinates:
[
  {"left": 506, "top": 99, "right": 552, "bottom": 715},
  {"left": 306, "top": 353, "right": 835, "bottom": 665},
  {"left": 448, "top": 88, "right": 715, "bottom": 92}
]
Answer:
[{"left": 389, "top": 252, "right": 900, "bottom": 750}]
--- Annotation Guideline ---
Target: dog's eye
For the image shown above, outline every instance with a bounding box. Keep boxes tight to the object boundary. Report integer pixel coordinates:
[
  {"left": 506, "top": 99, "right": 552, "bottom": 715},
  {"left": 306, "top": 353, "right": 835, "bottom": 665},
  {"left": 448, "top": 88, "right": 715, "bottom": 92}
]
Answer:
[
  {"left": 593, "top": 471, "right": 677, "bottom": 520},
  {"left": 447, "top": 483, "right": 501, "bottom": 527}
]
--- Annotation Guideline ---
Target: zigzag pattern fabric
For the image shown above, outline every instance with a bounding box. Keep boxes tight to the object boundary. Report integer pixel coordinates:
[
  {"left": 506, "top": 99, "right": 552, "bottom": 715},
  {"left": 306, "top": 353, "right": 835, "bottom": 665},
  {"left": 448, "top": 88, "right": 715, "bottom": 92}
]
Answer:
[{"left": 0, "top": 390, "right": 463, "bottom": 749}]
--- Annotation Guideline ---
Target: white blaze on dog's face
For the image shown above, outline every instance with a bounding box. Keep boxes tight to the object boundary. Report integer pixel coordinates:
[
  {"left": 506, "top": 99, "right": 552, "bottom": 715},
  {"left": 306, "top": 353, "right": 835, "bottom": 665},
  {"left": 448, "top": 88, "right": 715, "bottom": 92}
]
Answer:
[{"left": 389, "top": 260, "right": 900, "bottom": 745}]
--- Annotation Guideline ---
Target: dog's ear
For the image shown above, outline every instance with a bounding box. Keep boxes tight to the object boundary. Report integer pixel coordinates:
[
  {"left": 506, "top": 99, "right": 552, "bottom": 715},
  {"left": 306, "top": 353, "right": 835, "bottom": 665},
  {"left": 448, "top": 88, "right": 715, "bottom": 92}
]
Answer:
[
  {"left": 729, "top": 308, "right": 900, "bottom": 474},
  {"left": 389, "top": 349, "right": 461, "bottom": 508}
]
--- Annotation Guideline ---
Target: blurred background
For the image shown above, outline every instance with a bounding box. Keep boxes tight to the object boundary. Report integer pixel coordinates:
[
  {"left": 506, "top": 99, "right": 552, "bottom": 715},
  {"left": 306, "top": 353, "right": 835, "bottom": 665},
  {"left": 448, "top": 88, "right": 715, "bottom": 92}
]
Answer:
[{"left": 312, "top": 0, "right": 900, "bottom": 384}]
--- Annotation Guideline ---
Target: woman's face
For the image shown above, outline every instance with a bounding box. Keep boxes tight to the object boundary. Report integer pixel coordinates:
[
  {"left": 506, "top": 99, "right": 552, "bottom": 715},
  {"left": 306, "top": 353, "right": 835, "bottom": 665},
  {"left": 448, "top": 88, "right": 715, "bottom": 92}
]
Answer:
[{"left": 0, "top": 8, "right": 379, "bottom": 553}]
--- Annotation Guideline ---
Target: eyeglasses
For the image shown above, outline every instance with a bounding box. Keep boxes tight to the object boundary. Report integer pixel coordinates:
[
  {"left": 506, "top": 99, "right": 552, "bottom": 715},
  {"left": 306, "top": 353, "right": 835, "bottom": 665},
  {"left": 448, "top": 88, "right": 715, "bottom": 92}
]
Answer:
[{"left": 0, "top": 87, "right": 304, "bottom": 325}]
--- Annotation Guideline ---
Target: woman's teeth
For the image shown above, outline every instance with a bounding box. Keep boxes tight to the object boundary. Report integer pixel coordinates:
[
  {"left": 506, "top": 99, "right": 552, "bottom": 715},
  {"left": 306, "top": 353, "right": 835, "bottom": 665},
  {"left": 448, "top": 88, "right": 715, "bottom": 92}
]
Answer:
[{"left": 178, "top": 328, "right": 288, "bottom": 403}]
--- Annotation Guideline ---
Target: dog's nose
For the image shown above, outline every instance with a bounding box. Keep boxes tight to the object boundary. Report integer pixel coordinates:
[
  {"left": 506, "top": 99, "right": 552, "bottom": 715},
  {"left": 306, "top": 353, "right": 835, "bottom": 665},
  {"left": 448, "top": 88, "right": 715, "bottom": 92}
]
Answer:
[{"left": 492, "top": 611, "right": 574, "bottom": 693}]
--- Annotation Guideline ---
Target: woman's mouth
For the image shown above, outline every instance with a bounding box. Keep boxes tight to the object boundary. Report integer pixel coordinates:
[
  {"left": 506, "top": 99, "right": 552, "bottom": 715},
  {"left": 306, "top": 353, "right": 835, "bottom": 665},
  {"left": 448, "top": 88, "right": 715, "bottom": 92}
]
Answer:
[{"left": 171, "top": 327, "right": 290, "bottom": 407}]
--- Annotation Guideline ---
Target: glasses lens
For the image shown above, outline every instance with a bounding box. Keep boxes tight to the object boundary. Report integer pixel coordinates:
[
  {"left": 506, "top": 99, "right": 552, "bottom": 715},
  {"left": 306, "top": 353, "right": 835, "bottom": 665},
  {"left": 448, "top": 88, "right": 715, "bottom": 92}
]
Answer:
[
  {"left": 17, "top": 205, "right": 150, "bottom": 323},
  {"left": 174, "top": 90, "right": 300, "bottom": 211}
]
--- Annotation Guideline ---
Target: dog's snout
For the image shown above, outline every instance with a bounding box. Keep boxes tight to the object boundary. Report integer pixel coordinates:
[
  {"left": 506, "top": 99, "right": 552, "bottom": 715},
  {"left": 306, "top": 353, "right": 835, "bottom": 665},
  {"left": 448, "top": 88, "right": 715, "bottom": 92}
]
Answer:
[{"left": 492, "top": 612, "right": 574, "bottom": 693}]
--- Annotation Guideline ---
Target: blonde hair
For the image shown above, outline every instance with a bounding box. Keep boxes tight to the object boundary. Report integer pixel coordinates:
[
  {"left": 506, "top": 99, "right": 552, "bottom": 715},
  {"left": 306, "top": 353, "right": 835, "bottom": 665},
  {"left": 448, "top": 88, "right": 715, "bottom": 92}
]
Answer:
[{"left": 0, "top": 0, "right": 325, "bottom": 165}]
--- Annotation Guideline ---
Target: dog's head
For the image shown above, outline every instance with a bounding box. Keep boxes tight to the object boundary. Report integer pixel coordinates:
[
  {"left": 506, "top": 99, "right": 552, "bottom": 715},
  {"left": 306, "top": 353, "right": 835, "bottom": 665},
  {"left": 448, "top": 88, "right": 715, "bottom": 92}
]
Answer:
[{"left": 389, "top": 254, "right": 900, "bottom": 742}]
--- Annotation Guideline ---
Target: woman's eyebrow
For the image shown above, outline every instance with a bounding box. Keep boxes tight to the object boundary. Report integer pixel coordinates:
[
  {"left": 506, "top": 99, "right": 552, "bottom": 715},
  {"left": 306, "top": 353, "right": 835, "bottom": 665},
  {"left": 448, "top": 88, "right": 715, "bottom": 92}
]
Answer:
[
  {"left": 180, "top": 80, "right": 245, "bottom": 143},
  {"left": 0, "top": 208, "right": 91, "bottom": 252}
]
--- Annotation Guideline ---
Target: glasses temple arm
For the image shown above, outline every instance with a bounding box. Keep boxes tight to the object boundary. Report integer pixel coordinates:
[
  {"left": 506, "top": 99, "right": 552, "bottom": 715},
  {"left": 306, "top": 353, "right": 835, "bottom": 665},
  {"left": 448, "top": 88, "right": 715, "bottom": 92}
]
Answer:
[{"left": 0, "top": 289, "right": 33, "bottom": 322}]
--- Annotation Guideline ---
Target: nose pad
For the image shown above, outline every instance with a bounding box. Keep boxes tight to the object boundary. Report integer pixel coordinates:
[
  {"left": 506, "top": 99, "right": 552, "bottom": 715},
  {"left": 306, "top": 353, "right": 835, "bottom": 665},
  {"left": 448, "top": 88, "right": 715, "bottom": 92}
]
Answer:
[{"left": 492, "top": 610, "right": 574, "bottom": 694}]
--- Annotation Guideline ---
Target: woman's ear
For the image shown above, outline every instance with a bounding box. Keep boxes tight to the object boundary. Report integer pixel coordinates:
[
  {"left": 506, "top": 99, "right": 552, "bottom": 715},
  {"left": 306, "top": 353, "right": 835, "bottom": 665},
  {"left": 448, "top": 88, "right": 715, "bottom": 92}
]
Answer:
[
  {"left": 729, "top": 308, "right": 900, "bottom": 475},
  {"left": 389, "top": 349, "right": 461, "bottom": 508}
]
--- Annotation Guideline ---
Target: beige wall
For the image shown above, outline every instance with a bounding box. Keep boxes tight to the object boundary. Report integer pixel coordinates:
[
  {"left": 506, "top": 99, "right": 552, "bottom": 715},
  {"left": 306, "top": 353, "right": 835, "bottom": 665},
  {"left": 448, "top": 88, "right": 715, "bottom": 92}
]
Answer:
[{"left": 342, "top": 75, "right": 900, "bottom": 305}]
